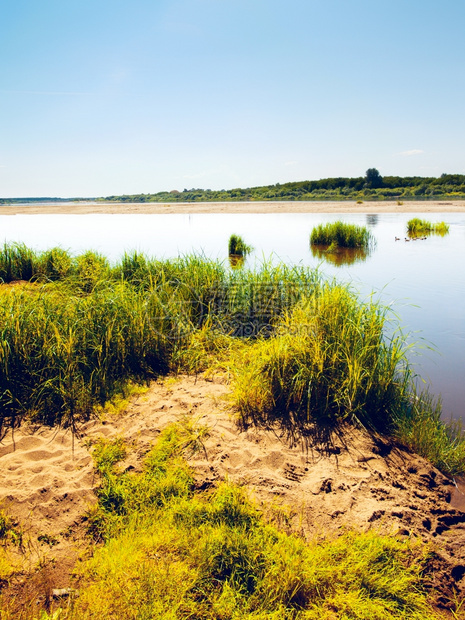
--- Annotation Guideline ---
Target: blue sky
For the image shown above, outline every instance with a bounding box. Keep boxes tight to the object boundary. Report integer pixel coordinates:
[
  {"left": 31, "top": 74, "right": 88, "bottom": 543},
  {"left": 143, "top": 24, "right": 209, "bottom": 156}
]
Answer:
[{"left": 1, "top": 0, "right": 464, "bottom": 197}]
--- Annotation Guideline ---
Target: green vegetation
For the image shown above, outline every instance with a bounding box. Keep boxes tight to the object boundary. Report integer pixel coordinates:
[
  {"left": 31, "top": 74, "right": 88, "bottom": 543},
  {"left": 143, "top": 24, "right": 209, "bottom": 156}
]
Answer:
[
  {"left": 233, "top": 284, "right": 402, "bottom": 433},
  {"left": 407, "top": 218, "right": 450, "bottom": 236},
  {"left": 0, "top": 245, "right": 318, "bottom": 434},
  {"left": 2, "top": 171, "right": 465, "bottom": 205},
  {"left": 228, "top": 234, "right": 253, "bottom": 257},
  {"left": 1, "top": 244, "right": 464, "bottom": 618},
  {"left": 310, "top": 221, "right": 373, "bottom": 249},
  {"left": 0, "top": 243, "right": 464, "bottom": 477},
  {"left": 94, "top": 170, "right": 465, "bottom": 203},
  {"left": 17, "top": 426, "right": 439, "bottom": 619}
]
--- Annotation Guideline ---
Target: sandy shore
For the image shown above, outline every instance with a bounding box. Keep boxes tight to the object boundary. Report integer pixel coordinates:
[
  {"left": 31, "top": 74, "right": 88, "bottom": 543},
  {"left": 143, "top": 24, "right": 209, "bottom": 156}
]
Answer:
[
  {"left": 1, "top": 374, "right": 465, "bottom": 608},
  {"left": 1, "top": 200, "right": 465, "bottom": 215}
]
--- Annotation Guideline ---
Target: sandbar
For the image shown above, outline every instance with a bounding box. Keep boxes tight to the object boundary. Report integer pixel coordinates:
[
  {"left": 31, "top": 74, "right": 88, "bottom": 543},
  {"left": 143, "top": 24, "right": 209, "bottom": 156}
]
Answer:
[{"left": 1, "top": 199, "right": 465, "bottom": 215}]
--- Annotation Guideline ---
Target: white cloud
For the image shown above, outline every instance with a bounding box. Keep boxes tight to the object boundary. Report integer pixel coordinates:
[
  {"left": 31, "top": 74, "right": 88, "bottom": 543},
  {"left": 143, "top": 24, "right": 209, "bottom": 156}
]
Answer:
[{"left": 399, "top": 149, "right": 424, "bottom": 157}]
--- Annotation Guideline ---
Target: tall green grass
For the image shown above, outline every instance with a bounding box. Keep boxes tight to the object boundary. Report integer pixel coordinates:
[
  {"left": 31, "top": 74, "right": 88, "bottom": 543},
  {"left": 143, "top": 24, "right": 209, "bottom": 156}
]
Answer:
[
  {"left": 0, "top": 242, "right": 37, "bottom": 283},
  {"left": 233, "top": 282, "right": 407, "bottom": 433},
  {"left": 228, "top": 233, "right": 253, "bottom": 257},
  {"left": 0, "top": 249, "right": 320, "bottom": 433},
  {"left": 0, "top": 280, "right": 171, "bottom": 433},
  {"left": 231, "top": 281, "right": 465, "bottom": 475},
  {"left": 16, "top": 425, "right": 439, "bottom": 620},
  {"left": 1, "top": 244, "right": 464, "bottom": 477},
  {"left": 407, "top": 218, "right": 450, "bottom": 236},
  {"left": 310, "top": 221, "right": 374, "bottom": 249}
]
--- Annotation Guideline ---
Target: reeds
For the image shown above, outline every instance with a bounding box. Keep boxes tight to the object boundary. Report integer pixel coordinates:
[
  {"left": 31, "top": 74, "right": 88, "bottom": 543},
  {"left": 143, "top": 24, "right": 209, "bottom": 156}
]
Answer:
[
  {"left": 407, "top": 218, "right": 450, "bottom": 236},
  {"left": 228, "top": 233, "right": 253, "bottom": 257},
  {"left": 232, "top": 282, "right": 406, "bottom": 433},
  {"left": 231, "top": 281, "right": 465, "bottom": 474},
  {"left": 310, "top": 221, "right": 374, "bottom": 249},
  {"left": 1, "top": 244, "right": 464, "bottom": 477}
]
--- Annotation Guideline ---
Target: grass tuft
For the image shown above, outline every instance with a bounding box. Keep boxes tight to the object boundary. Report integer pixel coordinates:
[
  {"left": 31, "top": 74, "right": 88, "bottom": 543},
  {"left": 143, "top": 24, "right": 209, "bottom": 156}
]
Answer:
[
  {"left": 310, "top": 221, "right": 374, "bottom": 249},
  {"left": 228, "top": 234, "right": 253, "bottom": 257},
  {"left": 407, "top": 218, "right": 450, "bottom": 236}
]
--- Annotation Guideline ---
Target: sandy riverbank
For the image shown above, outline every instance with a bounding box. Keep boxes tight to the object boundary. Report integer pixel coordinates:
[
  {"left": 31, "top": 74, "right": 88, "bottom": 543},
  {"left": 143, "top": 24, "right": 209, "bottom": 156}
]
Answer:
[
  {"left": 1, "top": 200, "right": 465, "bottom": 215},
  {"left": 1, "top": 374, "right": 465, "bottom": 610}
]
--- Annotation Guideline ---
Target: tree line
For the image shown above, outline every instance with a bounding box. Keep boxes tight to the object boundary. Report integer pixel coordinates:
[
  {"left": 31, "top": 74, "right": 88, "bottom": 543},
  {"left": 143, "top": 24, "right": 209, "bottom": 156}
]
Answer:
[
  {"left": 2, "top": 171, "right": 464, "bottom": 204},
  {"left": 99, "top": 170, "right": 465, "bottom": 203}
]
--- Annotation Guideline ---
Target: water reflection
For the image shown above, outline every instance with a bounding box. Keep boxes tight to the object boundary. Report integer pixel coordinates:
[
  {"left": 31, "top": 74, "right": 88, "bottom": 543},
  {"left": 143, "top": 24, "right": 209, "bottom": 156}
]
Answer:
[
  {"left": 310, "top": 245, "right": 370, "bottom": 266},
  {"left": 229, "top": 254, "right": 245, "bottom": 269},
  {"left": 366, "top": 214, "right": 379, "bottom": 228}
]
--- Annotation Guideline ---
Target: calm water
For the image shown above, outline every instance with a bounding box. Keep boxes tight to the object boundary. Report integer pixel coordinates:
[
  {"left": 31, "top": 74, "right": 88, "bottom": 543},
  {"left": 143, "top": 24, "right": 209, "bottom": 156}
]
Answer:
[{"left": 1, "top": 211, "right": 464, "bottom": 422}]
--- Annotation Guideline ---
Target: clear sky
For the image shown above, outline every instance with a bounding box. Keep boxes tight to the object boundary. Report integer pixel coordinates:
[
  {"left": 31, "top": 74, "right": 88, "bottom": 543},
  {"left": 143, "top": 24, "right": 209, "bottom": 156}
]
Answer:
[{"left": 1, "top": 0, "right": 464, "bottom": 197}]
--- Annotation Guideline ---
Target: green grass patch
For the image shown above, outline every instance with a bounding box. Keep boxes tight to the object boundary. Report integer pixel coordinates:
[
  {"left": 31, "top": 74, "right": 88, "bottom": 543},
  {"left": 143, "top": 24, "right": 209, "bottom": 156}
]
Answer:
[
  {"left": 407, "top": 218, "right": 450, "bottom": 236},
  {"left": 310, "top": 221, "right": 374, "bottom": 249},
  {"left": 32, "top": 426, "right": 440, "bottom": 619}
]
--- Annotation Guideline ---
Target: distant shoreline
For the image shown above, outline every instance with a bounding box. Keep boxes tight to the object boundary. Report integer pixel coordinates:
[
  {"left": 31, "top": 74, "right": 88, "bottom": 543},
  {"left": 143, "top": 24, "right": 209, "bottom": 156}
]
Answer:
[{"left": 1, "top": 199, "right": 465, "bottom": 215}]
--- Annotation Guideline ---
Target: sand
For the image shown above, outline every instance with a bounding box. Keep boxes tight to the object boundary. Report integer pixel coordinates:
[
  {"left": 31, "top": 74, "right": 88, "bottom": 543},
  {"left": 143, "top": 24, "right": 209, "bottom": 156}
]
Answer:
[
  {"left": 1, "top": 199, "right": 465, "bottom": 215},
  {"left": 1, "top": 374, "right": 465, "bottom": 610}
]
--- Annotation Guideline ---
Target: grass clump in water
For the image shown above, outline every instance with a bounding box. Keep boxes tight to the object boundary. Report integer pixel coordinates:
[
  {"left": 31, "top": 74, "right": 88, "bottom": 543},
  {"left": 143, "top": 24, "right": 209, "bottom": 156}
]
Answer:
[
  {"left": 310, "top": 220, "right": 374, "bottom": 249},
  {"left": 228, "top": 233, "right": 253, "bottom": 257},
  {"left": 407, "top": 218, "right": 450, "bottom": 236}
]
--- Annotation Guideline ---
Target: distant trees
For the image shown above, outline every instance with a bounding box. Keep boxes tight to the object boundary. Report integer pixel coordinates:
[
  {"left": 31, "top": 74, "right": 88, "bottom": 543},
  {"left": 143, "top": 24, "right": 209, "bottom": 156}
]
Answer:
[
  {"left": 99, "top": 171, "right": 465, "bottom": 203},
  {"left": 365, "top": 168, "right": 383, "bottom": 189}
]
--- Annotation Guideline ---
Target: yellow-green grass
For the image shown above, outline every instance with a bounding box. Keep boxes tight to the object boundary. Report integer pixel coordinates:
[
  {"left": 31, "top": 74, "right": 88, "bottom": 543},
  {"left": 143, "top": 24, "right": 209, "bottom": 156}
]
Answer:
[
  {"left": 407, "top": 218, "right": 450, "bottom": 236},
  {"left": 310, "top": 221, "right": 374, "bottom": 249},
  {"left": 10, "top": 427, "right": 441, "bottom": 620}
]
